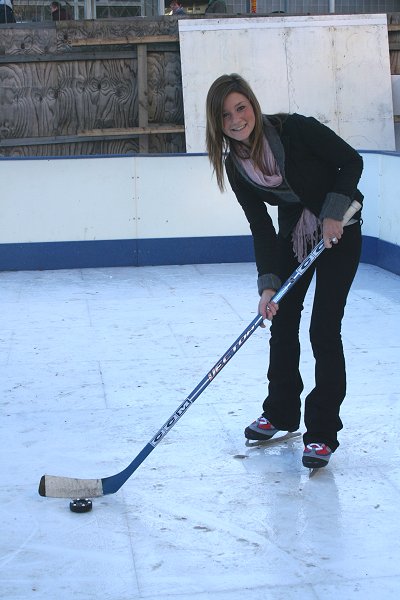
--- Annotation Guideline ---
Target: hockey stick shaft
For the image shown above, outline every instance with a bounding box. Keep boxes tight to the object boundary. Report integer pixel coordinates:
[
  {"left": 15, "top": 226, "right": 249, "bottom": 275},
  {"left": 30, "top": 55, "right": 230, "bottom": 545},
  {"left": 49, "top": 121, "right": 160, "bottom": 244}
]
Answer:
[{"left": 39, "top": 200, "right": 361, "bottom": 498}]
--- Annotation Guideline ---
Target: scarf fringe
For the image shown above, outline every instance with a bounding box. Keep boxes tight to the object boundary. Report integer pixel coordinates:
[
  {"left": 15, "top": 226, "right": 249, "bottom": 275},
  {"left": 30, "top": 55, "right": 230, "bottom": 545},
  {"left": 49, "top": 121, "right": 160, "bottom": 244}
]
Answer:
[{"left": 292, "top": 208, "right": 321, "bottom": 263}]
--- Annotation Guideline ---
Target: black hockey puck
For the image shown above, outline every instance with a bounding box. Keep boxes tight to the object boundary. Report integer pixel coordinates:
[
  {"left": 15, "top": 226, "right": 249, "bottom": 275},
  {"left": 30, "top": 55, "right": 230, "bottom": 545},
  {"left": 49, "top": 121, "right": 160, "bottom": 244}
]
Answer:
[{"left": 70, "top": 498, "right": 93, "bottom": 513}]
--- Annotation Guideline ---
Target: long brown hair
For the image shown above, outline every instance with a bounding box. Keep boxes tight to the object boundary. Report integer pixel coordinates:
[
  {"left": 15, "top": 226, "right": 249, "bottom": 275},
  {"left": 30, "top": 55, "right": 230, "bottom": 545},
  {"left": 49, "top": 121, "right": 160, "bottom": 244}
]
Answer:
[{"left": 206, "top": 73, "right": 265, "bottom": 191}]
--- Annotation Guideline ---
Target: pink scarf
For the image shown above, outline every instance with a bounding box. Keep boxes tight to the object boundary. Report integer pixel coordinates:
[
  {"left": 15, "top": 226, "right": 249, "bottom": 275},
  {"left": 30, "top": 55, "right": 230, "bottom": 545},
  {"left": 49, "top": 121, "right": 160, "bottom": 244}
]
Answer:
[
  {"left": 235, "top": 136, "right": 283, "bottom": 188},
  {"left": 292, "top": 208, "right": 321, "bottom": 262},
  {"left": 235, "top": 135, "right": 321, "bottom": 263}
]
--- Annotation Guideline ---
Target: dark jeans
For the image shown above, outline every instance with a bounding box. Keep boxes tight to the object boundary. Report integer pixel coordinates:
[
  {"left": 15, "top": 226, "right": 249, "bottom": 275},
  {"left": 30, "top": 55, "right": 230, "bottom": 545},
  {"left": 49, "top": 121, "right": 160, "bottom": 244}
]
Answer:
[
  {"left": 262, "top": 221, "right": 362, "bottom": 451},
  {"left": 0, "top": 6, "right": 16, "bottom": 23}
]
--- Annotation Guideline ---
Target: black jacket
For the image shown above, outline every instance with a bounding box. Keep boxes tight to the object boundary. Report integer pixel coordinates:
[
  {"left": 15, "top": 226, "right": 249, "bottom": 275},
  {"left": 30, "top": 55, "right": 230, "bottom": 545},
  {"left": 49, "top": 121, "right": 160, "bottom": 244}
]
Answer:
[{"left": 225, "top": 113, "right": 363, "bottom": 287}]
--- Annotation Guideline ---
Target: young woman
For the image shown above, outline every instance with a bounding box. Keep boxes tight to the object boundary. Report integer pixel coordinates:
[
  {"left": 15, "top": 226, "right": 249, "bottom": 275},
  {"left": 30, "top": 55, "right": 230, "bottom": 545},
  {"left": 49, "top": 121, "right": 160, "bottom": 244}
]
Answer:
[{"left": 206, "top": 73, "right": 363, "bottom": 469}]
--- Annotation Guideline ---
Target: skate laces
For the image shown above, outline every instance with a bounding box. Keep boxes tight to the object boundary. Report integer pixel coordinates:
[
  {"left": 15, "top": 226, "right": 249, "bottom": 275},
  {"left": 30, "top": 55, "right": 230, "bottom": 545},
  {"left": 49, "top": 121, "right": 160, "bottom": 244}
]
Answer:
[
  {"left": 255, "top": 416, "right": 275, "bottom": 430},
  {"left": 304, "top": 443, "right": 331, "bottom": 455},
  {"left": 245, "top": 415, "right": 279, "bottom": 441}
]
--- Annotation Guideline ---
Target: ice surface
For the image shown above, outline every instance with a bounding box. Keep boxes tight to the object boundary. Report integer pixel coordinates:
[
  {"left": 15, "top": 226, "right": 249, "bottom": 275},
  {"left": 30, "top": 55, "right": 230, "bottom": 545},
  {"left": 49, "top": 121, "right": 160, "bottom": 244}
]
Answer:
[{"left": 0, "top": 262, "right": 399, "bottom": 599}]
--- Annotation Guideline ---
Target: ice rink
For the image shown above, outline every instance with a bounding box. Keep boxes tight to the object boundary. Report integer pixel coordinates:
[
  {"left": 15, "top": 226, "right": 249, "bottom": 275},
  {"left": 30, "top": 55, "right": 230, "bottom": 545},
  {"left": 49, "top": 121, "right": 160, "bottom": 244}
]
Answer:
[{"left": 1, "top": 260, "right": 399, "bottom": 600}]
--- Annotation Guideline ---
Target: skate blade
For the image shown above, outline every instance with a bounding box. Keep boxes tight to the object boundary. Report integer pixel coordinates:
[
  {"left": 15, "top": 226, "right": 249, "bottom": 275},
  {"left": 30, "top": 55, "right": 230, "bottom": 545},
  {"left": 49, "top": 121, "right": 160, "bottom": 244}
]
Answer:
[
  {"left": 245, "top": 431, "right": 301, "bottom": 447},
  {"left": 308, "top": 465, "right": 330, "bottom": 478},
  {"left": 309, "top": 467, "right": 320, "bottom": 478}
]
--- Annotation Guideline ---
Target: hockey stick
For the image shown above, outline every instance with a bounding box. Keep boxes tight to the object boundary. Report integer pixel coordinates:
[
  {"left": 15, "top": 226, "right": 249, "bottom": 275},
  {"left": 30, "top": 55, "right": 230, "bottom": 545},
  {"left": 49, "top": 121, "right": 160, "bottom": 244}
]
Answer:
[{"left": 39, "top": 199, "right": 361, "bottom": 498}]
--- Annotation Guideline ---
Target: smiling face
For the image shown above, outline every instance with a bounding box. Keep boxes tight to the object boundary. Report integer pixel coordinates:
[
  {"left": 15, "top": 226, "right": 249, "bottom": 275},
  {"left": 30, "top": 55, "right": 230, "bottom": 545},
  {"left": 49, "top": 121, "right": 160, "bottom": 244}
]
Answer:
[{"left": 222, "top": 92, "right": 256, "bottom": 146}]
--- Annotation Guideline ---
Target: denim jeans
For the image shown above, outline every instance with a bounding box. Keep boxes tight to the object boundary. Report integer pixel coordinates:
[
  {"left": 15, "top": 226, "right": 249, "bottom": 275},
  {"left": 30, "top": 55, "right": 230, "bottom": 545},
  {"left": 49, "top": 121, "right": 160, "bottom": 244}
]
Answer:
[
  {"left": 262, "top": 221, "right": 362, "bottom": 451},
  {"left": 0, "top": 6, "right": 16, "bottom": 23}
]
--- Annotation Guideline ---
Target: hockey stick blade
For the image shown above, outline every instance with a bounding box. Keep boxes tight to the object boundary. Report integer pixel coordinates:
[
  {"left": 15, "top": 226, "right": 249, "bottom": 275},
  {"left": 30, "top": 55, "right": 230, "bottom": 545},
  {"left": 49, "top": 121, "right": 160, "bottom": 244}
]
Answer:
[
  {"left": 38, "top": 200, "right": 361, "bottom": 499},
  {"left": 38, "top": 316, "right": 263, "bottom": 498},
  {"left": 39, "top": 474, "right": 103, "bottom": 498}
]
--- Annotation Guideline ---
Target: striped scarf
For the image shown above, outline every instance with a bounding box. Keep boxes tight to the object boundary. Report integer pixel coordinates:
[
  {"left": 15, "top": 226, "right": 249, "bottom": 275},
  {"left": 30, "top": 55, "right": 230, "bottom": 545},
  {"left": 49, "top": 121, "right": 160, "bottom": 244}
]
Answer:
[
  {"left": 234, "top": 135, "right": 320, "bottom": 263},
  {"left": 234, "top": 136, "right": 283, "bottom": 188}
]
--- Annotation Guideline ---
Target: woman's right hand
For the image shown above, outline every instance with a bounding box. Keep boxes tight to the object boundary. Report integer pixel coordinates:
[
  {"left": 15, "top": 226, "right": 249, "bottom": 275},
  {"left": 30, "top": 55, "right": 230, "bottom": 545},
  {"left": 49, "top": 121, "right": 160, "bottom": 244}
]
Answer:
[{"left": 258, "top": 288, "right": 279, "bottom": 326}]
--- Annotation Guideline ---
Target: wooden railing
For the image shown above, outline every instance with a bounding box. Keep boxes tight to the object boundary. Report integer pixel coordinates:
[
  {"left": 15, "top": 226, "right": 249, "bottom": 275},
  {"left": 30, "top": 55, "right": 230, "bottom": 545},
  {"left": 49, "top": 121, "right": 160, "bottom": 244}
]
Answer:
[
  {"left": 1, "top": 14, "right": 399, "bottom": 157},
  {"left": 0, "top": 18, "right": 185, "bottom": 157}
]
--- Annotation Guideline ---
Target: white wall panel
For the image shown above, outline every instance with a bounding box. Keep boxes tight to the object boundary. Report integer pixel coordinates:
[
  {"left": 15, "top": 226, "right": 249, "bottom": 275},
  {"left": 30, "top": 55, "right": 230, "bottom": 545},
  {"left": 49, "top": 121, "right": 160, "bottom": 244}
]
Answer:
[
  {"left": 380, "top": 154, "right": 400, "bottom": 246},
  {"left": 333, "top": 25, "right": 394, "bottom": 147},
  {"left": 393, "top": 75, "right": 400, "bottom": 114},
  {"left": 135, "top": 155, "right": 276, "bottom": 238},
  {"left": 179, "top": 14, "right": 395, "bottom": 153},
  {"left": 0, "top": 154, "right": 277, "bottom": 244},
  {"left": 226, "top": 28, "right": 290, "bottom": 113},
  {"left": 1, "top": 152, "right": 399, "bottom": 248},
  {"left": 285, "top": 25, "right": 337, "bottom": 124},
  {"left": 358, "top": 152, "right": 400, "bottom": 247},
  {"left": 178, "top": 25, "right": 290, "bottom": 152},
  {"left": 0, "top": 157, "right": 136, "bottom": 244}
]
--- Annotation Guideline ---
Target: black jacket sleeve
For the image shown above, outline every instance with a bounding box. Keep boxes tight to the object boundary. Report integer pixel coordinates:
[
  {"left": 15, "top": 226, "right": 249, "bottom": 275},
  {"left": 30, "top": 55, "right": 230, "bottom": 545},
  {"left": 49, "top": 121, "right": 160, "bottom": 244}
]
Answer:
[{"left": 283, "top": 114, "right": 364, "bottom": 220}]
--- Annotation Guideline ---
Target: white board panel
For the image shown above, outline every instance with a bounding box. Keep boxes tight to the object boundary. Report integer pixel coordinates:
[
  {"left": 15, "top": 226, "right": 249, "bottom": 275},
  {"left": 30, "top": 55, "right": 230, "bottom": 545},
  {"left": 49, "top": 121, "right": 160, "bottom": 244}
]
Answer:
[
  {"left": 179, "top": 14, "right": 395, "bottom": 153},
  {"left": 380, "top": 154, "right": 400, "bottom": 245},
  {"left": 333, "top": 25, "right": 394, "bottom": 148},
  {"left": 3, "top": 152, "right": 400, "bottom": 250},
  {"left": 178, "top": 27, "right": 289, "bottom": 152},
  {"left": 392, "top": 75, "right": 400, "bottom": 114},
  {"left": 0, "top": 157, "right": 136, "bottom": 244},
  {"left": 339, "top": 119, "right": 396, "bottom": 152},
  {"left": 285, "top": 25, "right": 337, "bottom": 124},
  {"left": 135, "top": 155, "right": 276, "bottom": 238}
]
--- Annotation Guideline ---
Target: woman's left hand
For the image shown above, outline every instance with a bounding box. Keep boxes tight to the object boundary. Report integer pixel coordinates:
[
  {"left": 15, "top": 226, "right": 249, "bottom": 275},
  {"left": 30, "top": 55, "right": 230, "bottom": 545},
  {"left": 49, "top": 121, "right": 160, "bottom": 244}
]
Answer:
[
  {"left": 258, "top": 288, "right": 279, "bottom": 327},
  {"left": 322, "top": 218, "right": 343, "bottom": 249}
]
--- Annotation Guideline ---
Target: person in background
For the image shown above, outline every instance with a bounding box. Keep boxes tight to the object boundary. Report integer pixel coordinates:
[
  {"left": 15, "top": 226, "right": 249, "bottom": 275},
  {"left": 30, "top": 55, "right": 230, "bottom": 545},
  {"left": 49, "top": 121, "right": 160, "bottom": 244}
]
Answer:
[
  {"left": 206, "top": 73, "right": 363, "bottom": 470},
  {"left": 0, "top": 0, "right": 16, "bottom": 23},
  {"left": 50, "top": 1, "right": 67, "bottom": 20},
  {"left": 205, "top": 0, "right": 227, "bottom": 14},
  {"left": 169, "top": 0, "right": 186, "bottom": 14}
]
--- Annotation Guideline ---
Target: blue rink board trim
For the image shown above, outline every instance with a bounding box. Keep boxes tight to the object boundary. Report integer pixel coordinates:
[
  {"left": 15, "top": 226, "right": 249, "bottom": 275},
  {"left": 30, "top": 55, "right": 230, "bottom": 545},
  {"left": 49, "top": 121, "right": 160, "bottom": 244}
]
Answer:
[
  {"left": 361, "top": 236, "right": 400, "bottom": 275},
  {"left": 0, "top": 235, "right": 399, "bottom": 275},
  {"left": 0, "top": 236, "right": 254, "bottom": 271}
]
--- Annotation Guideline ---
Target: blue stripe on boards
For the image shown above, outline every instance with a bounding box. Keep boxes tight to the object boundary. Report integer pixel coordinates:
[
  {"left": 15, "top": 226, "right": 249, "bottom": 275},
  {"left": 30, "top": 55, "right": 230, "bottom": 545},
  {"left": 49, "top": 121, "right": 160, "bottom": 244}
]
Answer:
[
  {"left": 0, "top": 235, "right": 399, "bottom": 276},
  {"left": 361, "top": 236, "right": 400, "bottom": 276},
  {"left": 0, "top": 240, "right": 138, "bottom": 271},
  {"left": 0, "top": 236, "right": 254, "bottom": 271},
  {"left": 137, "top": 236, "right": 254, "bottom": 266}
]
